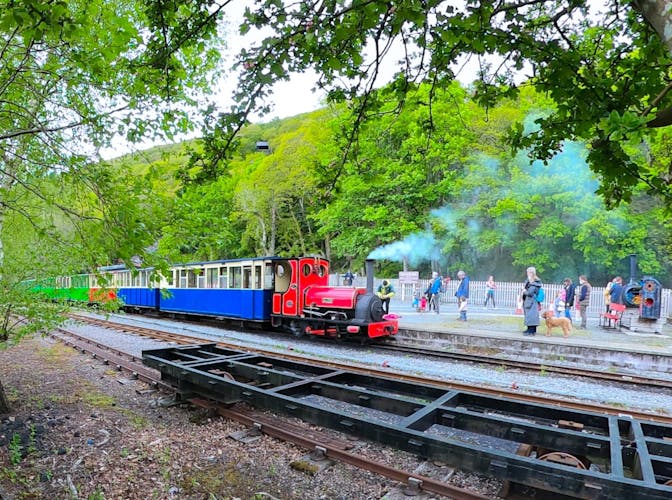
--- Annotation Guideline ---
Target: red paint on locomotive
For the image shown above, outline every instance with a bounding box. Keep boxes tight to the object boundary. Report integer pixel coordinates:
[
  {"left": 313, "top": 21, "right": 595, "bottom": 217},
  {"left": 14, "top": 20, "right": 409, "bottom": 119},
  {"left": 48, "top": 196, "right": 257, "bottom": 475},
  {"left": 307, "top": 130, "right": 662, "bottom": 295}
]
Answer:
[
  {"left": 304, "top": 286, "right": 364, "bottom": 310},
  {"left": 367, "top": 320, "right": 399, "bottom": 338},
  {"left": 271, "top": 256, "right": 398, "bottom": 340}
]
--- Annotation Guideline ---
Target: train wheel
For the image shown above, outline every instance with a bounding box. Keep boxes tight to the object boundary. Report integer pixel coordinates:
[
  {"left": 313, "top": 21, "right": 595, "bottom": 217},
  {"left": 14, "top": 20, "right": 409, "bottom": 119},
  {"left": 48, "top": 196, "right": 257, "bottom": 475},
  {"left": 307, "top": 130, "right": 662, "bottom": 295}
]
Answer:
[{"left": 289, "top": 320, "right": 304, "bottom": 338}]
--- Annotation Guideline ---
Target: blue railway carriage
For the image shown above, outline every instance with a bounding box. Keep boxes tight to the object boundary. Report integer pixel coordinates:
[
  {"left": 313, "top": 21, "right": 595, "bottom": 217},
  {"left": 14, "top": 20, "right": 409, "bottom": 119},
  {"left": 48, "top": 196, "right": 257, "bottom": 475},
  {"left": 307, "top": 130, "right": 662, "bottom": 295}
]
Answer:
[
  {"left": 98, "top": 264, "right": 159, "bottom": 311},
  {"left": 159, "top": 257, "right": 280, "bottom": 321}
]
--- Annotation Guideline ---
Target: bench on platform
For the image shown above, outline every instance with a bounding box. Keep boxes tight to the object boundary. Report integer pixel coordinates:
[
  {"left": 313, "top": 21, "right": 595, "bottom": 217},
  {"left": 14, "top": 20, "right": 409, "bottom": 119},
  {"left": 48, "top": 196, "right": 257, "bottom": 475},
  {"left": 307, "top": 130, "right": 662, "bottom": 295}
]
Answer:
[{"left": 599, "top": 303, "right": 626, "bottom": 329}]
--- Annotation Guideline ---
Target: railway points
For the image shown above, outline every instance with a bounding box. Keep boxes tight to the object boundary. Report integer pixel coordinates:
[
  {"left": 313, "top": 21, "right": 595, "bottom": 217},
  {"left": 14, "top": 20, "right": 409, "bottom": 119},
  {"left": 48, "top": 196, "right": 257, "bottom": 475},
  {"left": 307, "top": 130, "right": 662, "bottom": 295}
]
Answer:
[{"left": 143, "top": 342, "right": 672, "bottom": 499}]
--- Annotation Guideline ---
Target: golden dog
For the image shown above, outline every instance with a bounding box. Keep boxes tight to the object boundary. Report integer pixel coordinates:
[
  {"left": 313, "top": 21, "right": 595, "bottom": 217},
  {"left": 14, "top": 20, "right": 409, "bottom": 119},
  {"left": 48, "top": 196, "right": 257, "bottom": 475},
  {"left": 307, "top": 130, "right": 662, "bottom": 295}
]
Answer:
[{"left": 540, "top": 310, "right": 573, "bottom": 338}]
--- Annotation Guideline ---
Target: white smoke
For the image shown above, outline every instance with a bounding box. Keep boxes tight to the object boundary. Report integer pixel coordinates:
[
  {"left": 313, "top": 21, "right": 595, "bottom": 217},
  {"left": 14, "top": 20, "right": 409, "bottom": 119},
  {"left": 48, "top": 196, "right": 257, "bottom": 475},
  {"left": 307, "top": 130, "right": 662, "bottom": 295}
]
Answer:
[{"left": 367, "top": 232, "right": 441, "bottom": 266}]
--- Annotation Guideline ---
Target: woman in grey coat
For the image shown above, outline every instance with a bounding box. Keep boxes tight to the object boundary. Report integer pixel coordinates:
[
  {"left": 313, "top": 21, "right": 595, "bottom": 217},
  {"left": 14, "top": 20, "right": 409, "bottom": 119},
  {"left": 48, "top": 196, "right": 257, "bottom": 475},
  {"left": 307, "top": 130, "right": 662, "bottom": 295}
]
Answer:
[{"left": 521, "top": 266, "right": 542, "bottom": 336}]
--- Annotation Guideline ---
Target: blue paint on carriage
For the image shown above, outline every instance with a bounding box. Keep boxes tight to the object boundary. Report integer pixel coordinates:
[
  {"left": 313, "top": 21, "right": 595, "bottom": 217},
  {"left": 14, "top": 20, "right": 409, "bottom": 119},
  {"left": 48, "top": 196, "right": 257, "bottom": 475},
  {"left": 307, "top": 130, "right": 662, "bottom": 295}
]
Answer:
[
  {"left": 117, "top": 287, "right": 160, "bottom": 309},
  {"left": 159, "top": 288, "right": 273, "bottom": 321}
]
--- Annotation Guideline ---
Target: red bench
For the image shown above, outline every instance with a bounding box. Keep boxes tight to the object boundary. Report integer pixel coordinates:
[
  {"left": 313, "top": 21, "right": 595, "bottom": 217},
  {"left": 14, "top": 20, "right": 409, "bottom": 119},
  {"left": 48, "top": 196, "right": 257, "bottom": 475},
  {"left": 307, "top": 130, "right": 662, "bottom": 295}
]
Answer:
[{"left": 599, "top": 303, "right": 626, "bottom": 329}]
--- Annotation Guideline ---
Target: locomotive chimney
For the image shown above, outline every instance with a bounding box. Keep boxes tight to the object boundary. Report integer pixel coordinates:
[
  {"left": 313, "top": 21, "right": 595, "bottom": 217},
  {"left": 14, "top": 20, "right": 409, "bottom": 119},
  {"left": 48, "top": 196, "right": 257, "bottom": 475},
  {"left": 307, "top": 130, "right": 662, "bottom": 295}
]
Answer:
[
  {"left": 365, "top": 259, "right": 375, "bottom": 294},
  {"left": 628, "top": 253, "right": 638, "bottom": 284}
]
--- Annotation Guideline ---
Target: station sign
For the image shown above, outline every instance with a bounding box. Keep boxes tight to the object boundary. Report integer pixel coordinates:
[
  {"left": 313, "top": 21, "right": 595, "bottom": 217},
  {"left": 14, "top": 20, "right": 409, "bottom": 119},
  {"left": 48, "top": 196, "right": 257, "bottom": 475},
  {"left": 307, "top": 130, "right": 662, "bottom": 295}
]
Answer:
[{"left": 398, "top": 271, "right": 420, "bottom": 283}]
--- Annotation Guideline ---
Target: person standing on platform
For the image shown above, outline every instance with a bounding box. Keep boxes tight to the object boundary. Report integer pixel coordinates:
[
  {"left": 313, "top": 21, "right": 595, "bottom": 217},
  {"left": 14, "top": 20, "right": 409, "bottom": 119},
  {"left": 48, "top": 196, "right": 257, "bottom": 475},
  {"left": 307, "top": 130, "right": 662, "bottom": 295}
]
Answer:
[
  {"left": 578, "top": 275, "right": 592, "bottom": 329},
  {"left": 428, "top": 272, "right": 442, "bottom": 314},
  {"left": 455, "top": 270, "right": 470, "bottom": 321},
  {"left": 603, "top": 279, "right": 613, "bottom": 313},
  {"left": 376, "top": 280, "right": 395, "bottom": 314},
  {"left": 563, "top": 278, "right": 575, "bottom": 322},
  {"left": 484, "top": 275, "right": 496, "bottom": 308},
  {"left": 609, "top": 276, "right": 624, "bottom": 306},
  {"left": 343, "top": 270, "right": 354, "bottom": 286},
  {"left": 521, "top": 267, "right": 542, "bottom": 336},
  {"left": 553, "top": 290, "right": 566, "bottom": 318}
]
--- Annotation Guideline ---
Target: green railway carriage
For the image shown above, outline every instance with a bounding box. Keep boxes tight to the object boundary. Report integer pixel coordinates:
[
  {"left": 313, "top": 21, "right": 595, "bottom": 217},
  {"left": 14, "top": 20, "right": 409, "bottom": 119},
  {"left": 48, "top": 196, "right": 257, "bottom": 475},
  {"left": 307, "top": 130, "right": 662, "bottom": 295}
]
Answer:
[{"left": 34, "top": 274, "right": 91, "bottom": 303}]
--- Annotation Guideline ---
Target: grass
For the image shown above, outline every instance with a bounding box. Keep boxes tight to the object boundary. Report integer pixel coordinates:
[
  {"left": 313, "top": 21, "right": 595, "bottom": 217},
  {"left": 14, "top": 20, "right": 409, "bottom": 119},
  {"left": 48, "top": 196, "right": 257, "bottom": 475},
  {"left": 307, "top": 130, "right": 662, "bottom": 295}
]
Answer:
[
  {"left": 9, "top": 433, "right": 22, "bottom": 465},
  {"left": 180, "top": 464, "right": 237, "bottom": 495},
  {"left": 120, "top": 409, "right": 149, "bottom": 430},
  {"left": 37, "top": 344, "right": 73, "bottom": 365},
  {"left": 81, "top": 390, "right": 116, "bottom": 408}
]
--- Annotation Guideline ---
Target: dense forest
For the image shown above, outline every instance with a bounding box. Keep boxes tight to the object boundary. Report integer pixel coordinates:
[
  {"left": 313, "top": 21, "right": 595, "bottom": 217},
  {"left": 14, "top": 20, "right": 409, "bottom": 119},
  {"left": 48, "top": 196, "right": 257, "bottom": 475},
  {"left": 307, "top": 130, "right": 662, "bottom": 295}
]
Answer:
[
  {"left": 7, "top": 83, "right": 671, "bottom": 287},
  {"left": 3, "top": 0, "right": 672, "bottom": 351}
]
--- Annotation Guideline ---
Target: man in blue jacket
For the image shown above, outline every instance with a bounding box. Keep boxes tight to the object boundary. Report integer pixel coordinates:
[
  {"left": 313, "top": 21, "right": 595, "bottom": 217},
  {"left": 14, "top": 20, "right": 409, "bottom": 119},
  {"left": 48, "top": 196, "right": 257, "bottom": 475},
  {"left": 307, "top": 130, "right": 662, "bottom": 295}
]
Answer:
[
  {"left": 455, "top": 270, "right": 470, "bottom": 321},
  {"left": 427, "top": 272, "right": 443, "bottom": 314}
]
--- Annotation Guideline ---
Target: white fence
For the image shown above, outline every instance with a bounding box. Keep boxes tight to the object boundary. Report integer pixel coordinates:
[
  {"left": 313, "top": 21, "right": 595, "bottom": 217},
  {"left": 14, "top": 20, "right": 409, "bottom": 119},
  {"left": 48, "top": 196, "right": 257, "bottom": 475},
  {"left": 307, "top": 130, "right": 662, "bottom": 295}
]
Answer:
[{"left": 330, "top": 275, "right": 672, "bottom": 318}]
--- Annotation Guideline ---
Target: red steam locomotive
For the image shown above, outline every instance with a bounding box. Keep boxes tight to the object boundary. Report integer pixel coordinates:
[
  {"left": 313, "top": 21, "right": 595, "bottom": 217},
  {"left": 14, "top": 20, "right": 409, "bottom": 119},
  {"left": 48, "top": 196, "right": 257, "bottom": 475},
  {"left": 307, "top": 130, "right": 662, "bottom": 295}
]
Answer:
[{"left": 271, "top": 257, "right": 398, "bottom": 339}]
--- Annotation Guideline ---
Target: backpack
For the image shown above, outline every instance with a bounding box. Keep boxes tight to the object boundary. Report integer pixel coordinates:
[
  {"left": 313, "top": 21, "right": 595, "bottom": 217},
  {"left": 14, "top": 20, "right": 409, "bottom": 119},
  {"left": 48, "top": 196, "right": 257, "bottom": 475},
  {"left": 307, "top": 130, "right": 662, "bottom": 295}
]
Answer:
[{"left": 536, "top": 286, "right": 545, "bottom": 303}]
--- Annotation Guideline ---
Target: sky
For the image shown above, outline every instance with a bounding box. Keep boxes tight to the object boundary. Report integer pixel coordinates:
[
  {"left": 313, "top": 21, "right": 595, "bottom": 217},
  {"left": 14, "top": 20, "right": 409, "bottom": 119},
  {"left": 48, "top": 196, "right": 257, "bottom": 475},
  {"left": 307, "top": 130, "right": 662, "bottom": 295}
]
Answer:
[{"left": 101, "top": 0, "right": 583, "bottom": 159}]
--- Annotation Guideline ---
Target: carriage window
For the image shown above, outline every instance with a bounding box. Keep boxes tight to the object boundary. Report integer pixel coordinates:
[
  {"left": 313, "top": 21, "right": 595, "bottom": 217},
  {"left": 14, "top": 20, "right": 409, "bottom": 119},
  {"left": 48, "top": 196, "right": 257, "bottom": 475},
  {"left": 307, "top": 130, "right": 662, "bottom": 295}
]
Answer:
[
  {"left": 132, "top": 273, "right": 140, "bottom": 287},
  {"left": 254, "top": 265, "right": 262, "bottom": 289},
  {"left": 180, "top": 270, "right": 188, "bottom": 288},
  {"left": 166, "top": 271, "right": 174, "bottom": 287},
  {"left": 243, "top": 266, "right": 252, "bottom": 288},
  {"left": 219, "top": 267, "right": 228, "bottom": 288},
  {"left": 187, "top": 270, "right": 197, "bottom": 288},
  {"left": 230, "top": 267, "right": 242, "bottom": 288},
  {"left": 264, "top": 263, "right": 274, "bottom": 289},
  {"left": 140, "top": 271, "right": 148, "bottom": 287},
  {"left": 98, "top": 274, "right": 105, "bottom": 288},
  {"left": 197, "top": 267, "right": 206, "bottom": 288},
  {"left": 207, "top": 268, "right": 218, "bottom": 288},
  {"left": 75, "top": 275, "right": 89, "bottom": 287}
]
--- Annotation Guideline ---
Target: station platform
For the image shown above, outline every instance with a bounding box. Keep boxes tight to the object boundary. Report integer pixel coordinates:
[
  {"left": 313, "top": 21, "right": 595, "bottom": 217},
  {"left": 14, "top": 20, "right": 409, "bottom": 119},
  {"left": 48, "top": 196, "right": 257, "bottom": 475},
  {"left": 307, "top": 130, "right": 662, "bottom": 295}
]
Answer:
[{"left": 389, "top": 300, "right": 672, "bottom": 375}]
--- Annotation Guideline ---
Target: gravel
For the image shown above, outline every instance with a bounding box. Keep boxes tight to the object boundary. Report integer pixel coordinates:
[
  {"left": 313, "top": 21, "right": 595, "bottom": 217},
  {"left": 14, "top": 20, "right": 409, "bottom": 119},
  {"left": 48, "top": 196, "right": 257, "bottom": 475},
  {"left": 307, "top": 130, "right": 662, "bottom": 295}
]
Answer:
[{"left": 69, "top": 311, "right": 672, "bottom": 416}]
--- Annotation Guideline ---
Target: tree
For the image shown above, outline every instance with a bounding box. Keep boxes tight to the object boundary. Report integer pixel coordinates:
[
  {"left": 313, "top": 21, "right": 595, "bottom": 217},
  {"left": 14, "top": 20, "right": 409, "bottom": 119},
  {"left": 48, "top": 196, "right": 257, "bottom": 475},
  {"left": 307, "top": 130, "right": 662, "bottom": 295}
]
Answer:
[
  {"left": 186, "top": 0, "right": 672, "bottom": 208},
  {"left": 0, "top": 0, "right": 226, "bottom": 267},
  {"left": 0, "top": 0, "right": 228, "bottom": 412}
]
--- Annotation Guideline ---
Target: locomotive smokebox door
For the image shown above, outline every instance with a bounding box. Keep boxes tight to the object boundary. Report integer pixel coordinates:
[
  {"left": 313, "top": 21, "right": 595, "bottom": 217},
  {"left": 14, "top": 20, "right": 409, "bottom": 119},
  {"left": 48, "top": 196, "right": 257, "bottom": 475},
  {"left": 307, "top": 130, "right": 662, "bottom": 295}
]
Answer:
[{"left": 639, "top": 277, "right": 662, "bottom": 320}]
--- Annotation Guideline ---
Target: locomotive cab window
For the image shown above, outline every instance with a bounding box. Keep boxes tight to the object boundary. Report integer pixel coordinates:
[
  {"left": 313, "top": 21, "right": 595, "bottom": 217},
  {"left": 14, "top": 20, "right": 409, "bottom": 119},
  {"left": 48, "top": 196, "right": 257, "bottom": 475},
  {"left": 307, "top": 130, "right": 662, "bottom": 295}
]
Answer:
[
  {"left": 275, "top": 261, "right": 291, "bottom": 293},
  {"left": 302, "top": 263, "right": 312, "bottom": 277}
]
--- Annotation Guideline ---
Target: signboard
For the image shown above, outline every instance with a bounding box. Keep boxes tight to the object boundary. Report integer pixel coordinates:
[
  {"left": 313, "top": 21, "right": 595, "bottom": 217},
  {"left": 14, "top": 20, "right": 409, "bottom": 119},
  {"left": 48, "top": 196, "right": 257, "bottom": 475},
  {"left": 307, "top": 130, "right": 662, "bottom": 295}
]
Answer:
[{"left": 398, "top": 271, "right": 420, "bottom": 283}]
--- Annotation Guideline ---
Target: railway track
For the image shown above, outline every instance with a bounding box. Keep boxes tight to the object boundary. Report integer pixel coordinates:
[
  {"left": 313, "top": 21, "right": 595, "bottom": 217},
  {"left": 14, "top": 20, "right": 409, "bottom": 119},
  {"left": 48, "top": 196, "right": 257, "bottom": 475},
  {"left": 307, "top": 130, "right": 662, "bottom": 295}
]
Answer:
[
  {"left": 68, "top": 312, "right": 672, "bottom": 424},
  {"left": 48, "top": 326, "right": 489, "bottom": 499},
  {"left": 377, "top": 342, "right": 672, "bottom": 390},
  {"left": 57, "top": 315, "right": 672, "bottom": 497},
  {"left": 71, "top": 311, "right": 672, "bottom": 390}
]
